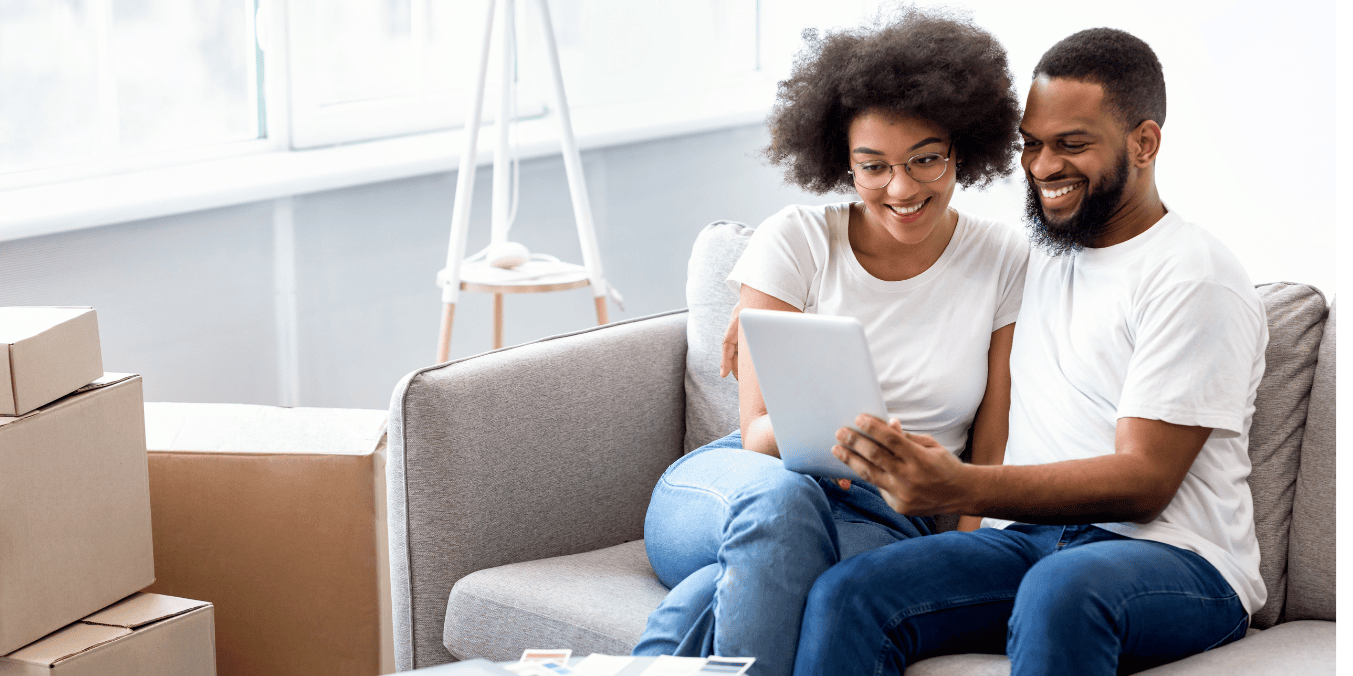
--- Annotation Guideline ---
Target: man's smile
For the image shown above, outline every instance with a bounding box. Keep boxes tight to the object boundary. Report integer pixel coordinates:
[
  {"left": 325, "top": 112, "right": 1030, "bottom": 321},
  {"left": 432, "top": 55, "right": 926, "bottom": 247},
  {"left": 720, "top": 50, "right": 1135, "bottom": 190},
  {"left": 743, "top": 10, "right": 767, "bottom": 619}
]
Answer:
[{"left": 1037, "top": 180, "right": 1085, "bottom": 204}]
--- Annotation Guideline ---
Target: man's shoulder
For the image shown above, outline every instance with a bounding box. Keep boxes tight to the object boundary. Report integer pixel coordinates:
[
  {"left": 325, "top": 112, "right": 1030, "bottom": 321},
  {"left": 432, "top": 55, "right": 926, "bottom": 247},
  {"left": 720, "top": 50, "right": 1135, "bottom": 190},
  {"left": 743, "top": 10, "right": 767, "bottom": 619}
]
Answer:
[{"left": 1141, "top": 214, "right": 1260, "bottom": 305}]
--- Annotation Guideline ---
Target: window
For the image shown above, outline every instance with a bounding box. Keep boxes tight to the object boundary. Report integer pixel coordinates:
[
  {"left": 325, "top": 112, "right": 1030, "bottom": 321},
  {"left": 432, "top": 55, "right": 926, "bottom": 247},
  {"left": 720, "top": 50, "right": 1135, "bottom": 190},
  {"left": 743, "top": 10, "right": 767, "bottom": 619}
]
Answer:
[
  {"left": 0, "top": 0, "right": 265, "bottom": 185},
  {"left": 0, "top": 0, "right": 877, "bottom": 189},
  {"left": 285, "top": 0, "right": 764, "bottom": 149},
  {"left": 285, "top": 0, "right": 548, "bottom": 149}
]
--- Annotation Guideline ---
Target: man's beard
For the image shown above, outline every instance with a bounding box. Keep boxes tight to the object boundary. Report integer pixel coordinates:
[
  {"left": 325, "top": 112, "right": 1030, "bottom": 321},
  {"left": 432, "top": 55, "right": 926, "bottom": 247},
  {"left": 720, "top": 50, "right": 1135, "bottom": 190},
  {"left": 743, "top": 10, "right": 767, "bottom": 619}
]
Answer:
[{"left": 1023, "top": 151, "right": 1129, "bottom": 256}]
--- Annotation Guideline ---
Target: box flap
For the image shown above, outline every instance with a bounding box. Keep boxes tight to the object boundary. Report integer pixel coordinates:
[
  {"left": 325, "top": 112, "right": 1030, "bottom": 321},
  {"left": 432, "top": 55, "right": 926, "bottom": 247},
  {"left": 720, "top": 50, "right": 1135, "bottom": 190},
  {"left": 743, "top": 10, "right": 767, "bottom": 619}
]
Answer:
[
  {"left": 0, "top": 374, "right": 139, "bottom": 428},
  {"left": 73, "top": 373, "right": 138, "bottom": 393},
  {"left": 1, "top": 307, "right": 102, "bottom": 415},
  {"left": 82, "top": 593, "right": 210, "bottom": 630},
  {"left": 0, "top": 307, "right": 93, "bottom": 344},
  {"left": 0, "top": 343, "right": 12, "bottom": 415},
  {"left": 1, "top": 623, "right": 131, "bottom": 666},
  {"left": 144, "top": 402, "right": 387, "bottom": 455}
]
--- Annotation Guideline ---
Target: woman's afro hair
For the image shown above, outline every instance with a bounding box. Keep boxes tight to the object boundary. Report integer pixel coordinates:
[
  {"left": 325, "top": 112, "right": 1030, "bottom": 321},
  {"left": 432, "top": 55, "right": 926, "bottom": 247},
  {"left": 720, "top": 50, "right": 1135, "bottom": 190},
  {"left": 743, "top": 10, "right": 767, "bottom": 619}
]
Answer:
[{"left": 765, "top": 6, "right": 1022, "bottom": 194}]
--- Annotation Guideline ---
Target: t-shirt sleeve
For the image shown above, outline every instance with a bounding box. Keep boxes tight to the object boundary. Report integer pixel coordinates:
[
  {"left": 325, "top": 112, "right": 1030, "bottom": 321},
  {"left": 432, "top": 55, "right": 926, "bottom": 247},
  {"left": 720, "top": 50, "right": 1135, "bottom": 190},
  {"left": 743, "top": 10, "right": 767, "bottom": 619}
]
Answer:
[
  {"left": 992, "top": 229, "right": 1029, "bottom": 331},
  {"left": 1117, "top": 281, "right": 1266, "bottom": 437},
  {"left": 726, "top": 207, "right": 820, "bottom": 309}
]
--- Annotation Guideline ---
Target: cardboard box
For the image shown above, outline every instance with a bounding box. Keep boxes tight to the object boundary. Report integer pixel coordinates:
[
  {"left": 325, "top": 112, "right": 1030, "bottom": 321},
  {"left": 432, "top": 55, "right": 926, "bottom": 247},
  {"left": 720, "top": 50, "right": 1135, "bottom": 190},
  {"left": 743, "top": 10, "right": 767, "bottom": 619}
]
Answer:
[
  {"left": 142, "top": 403, "right": 391, "bottom": 676},
  {"left": 0, "top": 307, "right": 103, "bottom": 416},
  {"left": 0, "top": 593, "right": 216, "bottom": 676},
  {"left": 0, "top": 375, "right": 155, "bottom": 655}
]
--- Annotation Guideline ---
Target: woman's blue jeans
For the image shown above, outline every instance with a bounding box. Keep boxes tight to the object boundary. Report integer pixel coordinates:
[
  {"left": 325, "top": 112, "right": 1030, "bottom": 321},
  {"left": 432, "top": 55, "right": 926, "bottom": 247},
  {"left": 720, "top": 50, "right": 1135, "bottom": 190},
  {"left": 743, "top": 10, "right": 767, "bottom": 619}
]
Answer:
[
  {"left": 632, "top": 432, "right": 934, "bottom": 676},
  {"left": 793, "top": 523, "right": 1249, "bottom": 676}
]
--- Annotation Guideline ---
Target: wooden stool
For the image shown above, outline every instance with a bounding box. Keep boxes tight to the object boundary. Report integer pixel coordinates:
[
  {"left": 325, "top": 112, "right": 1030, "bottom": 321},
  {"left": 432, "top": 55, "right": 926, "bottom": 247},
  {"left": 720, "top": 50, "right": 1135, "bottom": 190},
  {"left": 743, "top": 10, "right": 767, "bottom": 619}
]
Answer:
[{"left": 453, "top": 258, "right": 606, "bottom": 350}]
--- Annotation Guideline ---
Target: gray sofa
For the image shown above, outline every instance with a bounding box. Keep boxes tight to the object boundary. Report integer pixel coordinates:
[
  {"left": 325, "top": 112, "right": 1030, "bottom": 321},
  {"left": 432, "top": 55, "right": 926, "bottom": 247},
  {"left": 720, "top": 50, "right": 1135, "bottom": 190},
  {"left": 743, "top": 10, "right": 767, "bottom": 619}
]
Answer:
[{"left": 387, "top": 222, "right": 1336, "bottom": 674}]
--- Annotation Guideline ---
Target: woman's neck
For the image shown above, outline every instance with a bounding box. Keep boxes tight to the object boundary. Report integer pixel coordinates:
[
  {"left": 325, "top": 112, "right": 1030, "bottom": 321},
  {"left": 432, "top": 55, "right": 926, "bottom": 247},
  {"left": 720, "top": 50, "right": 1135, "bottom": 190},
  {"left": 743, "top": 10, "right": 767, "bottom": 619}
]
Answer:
[{"left": 847, "top": 202, "right": 959, "bottom": 282}]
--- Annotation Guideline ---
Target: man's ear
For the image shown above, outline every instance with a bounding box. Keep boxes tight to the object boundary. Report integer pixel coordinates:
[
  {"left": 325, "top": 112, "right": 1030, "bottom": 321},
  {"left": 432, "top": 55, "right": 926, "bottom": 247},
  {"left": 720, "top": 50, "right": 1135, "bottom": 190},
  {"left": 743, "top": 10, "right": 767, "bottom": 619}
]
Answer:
[{"left": 1129, "top": 119, "right": 1162, "bottom": 167}]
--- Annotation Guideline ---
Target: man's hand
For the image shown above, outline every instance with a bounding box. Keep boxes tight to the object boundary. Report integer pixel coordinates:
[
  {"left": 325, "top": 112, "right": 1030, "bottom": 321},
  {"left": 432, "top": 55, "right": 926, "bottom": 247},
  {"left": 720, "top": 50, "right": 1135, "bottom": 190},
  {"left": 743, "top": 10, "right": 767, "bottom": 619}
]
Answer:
[
  {"left": 832, "top": 415, "right": 968, "bottom": 515},
  {"left": 719, "top": 300, "right": 747, "bottom": 379}
]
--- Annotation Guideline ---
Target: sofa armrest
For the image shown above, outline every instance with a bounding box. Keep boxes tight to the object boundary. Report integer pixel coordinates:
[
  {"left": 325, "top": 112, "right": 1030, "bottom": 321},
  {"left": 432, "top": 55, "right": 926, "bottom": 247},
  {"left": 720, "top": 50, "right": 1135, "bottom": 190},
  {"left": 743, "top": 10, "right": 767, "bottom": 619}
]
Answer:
[{"left": 387, "top": 310, "right": 688, "bottom": 671}]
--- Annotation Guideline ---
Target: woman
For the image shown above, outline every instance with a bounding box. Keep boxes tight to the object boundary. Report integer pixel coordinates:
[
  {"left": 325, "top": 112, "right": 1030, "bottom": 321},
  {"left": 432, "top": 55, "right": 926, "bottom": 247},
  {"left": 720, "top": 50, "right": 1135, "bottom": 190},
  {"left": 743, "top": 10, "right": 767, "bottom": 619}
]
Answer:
[{"left": 632, "top": 8, "right": 1026, "bottom": 676}]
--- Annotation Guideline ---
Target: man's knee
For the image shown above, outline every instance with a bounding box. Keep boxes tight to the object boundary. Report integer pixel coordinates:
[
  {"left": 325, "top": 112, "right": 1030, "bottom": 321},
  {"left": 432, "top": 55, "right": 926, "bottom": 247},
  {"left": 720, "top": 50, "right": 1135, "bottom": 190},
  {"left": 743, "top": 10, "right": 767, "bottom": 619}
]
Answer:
[
  {"left": 1011, "top": 553, "right": 1122, "bottom": 634},
  {"left": 799, "top": 554, "right": 878, "bottom": 639}
]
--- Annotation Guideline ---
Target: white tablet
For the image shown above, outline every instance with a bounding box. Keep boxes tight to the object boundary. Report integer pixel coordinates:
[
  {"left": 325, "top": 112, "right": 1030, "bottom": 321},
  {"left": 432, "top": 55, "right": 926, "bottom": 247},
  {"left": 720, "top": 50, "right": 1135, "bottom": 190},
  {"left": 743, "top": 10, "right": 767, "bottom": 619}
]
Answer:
[{"left": 739, "top": 309, "right": 888, "bottom": 481}]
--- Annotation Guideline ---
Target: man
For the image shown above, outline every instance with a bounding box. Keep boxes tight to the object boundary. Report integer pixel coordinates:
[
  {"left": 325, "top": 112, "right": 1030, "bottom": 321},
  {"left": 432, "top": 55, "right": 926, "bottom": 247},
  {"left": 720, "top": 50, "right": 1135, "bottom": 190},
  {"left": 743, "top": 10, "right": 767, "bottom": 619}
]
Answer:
[{"left": 788, "top": 28, "right": 1268, "bottom": 675}]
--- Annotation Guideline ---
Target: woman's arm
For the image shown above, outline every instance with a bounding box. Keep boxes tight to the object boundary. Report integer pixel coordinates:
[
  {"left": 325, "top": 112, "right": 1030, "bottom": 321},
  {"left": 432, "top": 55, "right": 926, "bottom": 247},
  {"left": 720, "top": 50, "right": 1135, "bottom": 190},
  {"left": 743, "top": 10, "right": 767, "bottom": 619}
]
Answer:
[
  {"left": 735, "top": 285, "right": 802, "bottom": 457},
  {"left": 956, "top": 322, "right": 1015, "bottom": 532}
]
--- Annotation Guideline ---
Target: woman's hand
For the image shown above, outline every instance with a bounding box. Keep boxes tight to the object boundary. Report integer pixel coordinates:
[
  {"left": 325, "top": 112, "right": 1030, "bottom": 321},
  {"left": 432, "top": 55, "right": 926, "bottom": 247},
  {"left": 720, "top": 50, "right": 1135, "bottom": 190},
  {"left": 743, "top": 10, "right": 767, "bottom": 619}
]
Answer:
[
  {"left": 734, "top": 287, "right": 801, "bottom": 456},
  {"left": 719, "top": 300, "right": 747, "bottom": 379},
  {"left": 832, "top": 415, "right": 968, "bottom": 515}
]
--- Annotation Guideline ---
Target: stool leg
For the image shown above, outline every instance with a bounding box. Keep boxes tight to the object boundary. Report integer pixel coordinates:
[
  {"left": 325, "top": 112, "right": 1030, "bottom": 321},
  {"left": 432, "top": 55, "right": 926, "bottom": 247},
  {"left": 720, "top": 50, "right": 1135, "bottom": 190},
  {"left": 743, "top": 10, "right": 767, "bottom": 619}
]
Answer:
[
  {"left": 593, "top": 295, "right": 608, "bottom": 325},
  {"left": 437, "top": 302, "right": 456, "bottom": 363},
  {"left": 493, "top": 293, "right": 505, "bottom": 349}
]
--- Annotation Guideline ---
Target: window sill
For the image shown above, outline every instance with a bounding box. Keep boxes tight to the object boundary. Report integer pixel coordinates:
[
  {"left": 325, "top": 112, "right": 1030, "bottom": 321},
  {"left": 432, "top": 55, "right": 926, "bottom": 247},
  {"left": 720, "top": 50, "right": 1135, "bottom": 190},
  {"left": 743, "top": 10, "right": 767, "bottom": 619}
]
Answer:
[{"left": 0, "top": 80, "right": 775, "bottom": 243}]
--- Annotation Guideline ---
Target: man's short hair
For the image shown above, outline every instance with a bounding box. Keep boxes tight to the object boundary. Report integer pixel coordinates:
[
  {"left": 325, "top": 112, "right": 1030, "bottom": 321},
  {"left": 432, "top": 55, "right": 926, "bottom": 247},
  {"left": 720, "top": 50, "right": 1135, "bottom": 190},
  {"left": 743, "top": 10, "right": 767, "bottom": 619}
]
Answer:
[{"left": 1033, "top": 28, "right": 1166, "bottom": 129}]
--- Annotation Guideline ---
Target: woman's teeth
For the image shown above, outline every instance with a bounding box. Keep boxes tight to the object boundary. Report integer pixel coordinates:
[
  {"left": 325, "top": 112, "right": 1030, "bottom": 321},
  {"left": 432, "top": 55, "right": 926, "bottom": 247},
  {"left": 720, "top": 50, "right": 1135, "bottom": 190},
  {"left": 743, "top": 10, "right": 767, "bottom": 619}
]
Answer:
[
  {"left": 888, "top": 201, "right": 925, "bottom": 215},
  {"left": 1041, "top": 183, "right": 1081, "bottom": 199}
]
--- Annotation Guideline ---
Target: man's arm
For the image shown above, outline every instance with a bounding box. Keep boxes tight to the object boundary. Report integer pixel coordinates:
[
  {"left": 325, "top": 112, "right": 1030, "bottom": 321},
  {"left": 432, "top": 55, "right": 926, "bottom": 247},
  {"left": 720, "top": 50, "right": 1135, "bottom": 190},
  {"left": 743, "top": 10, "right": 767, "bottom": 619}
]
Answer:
[
  {"left": 735, "top": 286, "right": 801, "bottom": 457},
  {"left": 834, "top": 415, "right": 1210, "bottom": 524},
  {"left": 956, "top": 322, "right": 1014, "bottom": 532}
]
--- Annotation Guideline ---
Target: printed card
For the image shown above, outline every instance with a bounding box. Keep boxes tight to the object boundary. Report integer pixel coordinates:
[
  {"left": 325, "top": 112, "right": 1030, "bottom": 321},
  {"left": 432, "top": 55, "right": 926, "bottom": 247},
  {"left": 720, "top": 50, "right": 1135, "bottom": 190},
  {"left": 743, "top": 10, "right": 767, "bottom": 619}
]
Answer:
[
  {"left": 520, "top": 649, "right": 573, "bottom": 665},
  {"left": 698, "top": 657, "right": 754, "bottom": 675}
]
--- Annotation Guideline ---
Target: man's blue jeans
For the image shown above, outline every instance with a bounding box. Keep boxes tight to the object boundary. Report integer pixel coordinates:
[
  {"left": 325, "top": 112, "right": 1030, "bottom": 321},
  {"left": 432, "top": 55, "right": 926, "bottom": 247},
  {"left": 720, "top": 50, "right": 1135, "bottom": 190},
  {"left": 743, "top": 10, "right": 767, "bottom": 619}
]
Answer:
[
  {"left": 632, "top": 432, "right": 934, "bottom": 676},
  {"left": 794, "top": 523, "right": 1250, "bottom": 676}
]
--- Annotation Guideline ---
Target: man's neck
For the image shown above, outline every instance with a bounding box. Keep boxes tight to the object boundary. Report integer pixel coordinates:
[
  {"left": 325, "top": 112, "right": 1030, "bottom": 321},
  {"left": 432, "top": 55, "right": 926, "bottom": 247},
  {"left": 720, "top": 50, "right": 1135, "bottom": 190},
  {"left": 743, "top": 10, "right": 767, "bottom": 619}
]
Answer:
[{"left": 1092, "top": 183, "right": 1166, "bottom": 248}]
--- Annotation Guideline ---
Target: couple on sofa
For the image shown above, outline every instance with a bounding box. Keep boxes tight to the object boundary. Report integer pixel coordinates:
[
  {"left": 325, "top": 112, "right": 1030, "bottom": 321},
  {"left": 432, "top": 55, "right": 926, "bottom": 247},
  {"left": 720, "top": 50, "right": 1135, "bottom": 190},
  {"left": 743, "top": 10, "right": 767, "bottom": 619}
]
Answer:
[{"left": 631, "top": 8, "right": 1267, "bottom": 676}]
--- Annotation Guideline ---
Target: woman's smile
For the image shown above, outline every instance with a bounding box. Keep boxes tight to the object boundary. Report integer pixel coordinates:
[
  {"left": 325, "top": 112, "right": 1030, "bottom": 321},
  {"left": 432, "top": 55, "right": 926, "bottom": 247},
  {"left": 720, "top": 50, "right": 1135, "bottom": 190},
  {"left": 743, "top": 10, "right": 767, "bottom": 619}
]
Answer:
[{"left": 885, "top": 197, "right": 929, "bottom": 221}]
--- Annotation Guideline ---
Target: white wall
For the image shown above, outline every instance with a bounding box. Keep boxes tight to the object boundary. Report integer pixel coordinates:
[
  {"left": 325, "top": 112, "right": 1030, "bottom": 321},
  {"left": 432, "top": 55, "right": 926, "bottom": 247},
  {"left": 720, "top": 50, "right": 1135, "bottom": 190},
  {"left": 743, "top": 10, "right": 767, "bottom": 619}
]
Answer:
[
  {"left": 846, "top": 0, "right": 1337, "bottom": 295},
  {"left": 0, "top": 125, "right": 827, "bottom": 409}
]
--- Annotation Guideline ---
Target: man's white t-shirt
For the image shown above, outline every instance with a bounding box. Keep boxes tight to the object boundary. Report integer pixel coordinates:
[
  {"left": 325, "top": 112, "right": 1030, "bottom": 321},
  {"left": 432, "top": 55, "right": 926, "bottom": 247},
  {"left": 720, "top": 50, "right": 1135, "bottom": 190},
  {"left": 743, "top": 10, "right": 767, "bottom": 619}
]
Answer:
[
  {"left": 727, "top": 203, "right": 1029, "bottom": 456},
  {"left": 988, "top": 211, "right": 1268, "bottom": 616}
]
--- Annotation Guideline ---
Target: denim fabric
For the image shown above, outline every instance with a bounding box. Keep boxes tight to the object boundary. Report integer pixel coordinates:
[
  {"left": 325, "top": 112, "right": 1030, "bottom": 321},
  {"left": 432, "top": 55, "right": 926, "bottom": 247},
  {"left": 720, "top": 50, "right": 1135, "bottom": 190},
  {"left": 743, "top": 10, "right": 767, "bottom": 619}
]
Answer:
[
  {"left": 794, "top": 523, "right": 1249, "bottom": 676},
  {"left": 633, "top": 431, "right": 934, "bottom": 676}
]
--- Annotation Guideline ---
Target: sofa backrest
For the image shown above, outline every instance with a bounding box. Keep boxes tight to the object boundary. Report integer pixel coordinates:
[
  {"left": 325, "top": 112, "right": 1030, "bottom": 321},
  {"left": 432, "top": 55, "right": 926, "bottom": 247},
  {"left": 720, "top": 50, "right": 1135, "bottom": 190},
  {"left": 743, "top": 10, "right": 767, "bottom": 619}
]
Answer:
[
  {"left": 388, "top": 312, "right": 690, "bottom": 670},
  {"left": 1245, "top": 283, "right": 1329, "bottom": 628},
  {"left": 1285, "top": 296, "right": 1336, "bottom": 622}
]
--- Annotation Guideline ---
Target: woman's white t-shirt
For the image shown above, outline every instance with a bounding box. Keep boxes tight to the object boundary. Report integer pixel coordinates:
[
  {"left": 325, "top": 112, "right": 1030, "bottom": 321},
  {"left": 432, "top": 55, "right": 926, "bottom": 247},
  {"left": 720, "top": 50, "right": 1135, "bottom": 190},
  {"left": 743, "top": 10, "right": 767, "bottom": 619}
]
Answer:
[{"left": 727, "top": 203, "right": 1029, "bottom": 455}]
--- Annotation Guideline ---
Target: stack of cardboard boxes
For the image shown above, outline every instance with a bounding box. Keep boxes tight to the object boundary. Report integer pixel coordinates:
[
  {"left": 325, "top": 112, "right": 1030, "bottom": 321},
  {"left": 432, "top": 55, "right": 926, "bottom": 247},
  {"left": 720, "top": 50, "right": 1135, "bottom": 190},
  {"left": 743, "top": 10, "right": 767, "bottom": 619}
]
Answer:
[{"left": 0, "top": 307, "right": 216, "bottom": 676}]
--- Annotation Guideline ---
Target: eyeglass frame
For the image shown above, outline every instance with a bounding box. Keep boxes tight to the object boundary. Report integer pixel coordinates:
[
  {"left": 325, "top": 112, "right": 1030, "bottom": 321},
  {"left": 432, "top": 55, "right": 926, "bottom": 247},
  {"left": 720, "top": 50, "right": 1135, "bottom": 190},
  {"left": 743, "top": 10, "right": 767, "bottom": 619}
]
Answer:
[{"left": 847, "top": 140, "right": 955, "bottom": 189}]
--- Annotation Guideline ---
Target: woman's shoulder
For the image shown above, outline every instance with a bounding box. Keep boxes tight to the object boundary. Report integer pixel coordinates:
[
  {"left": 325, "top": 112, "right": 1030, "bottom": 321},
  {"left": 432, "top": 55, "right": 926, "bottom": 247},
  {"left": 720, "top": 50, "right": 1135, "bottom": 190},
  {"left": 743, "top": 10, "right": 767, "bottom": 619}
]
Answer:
[
  {"left": 755, "top": 202, "right": 852, "bottom": 243},
  {"left": 956, "top": 210, "right": 1030, "bottom": 258},
  {"left": 760, "top": 202, "right": 850, "bottom": 228}
]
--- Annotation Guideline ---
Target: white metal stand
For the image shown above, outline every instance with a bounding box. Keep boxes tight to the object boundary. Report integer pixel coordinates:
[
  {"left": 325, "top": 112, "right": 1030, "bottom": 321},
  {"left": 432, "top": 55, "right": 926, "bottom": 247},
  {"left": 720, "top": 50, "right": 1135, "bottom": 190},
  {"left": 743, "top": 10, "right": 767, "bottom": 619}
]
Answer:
[{"left": 436, "top": 0, "right": 611, "bottom": 362}]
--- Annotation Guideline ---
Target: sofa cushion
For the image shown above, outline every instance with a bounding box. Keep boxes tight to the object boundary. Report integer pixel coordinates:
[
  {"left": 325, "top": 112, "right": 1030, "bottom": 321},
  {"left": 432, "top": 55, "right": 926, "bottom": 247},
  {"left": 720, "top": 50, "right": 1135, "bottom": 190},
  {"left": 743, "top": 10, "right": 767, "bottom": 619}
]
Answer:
[
  {"left": 904, "top": 623, "right": 1332, "bottom": 676},
  {"left": 907, "top": 654, "right": 1012, "bottom": 675},
  {"left": 1245, "top": 282, "right": 1328, "bottom": 628},
  {"left": 684, "top": 221, "right": 756, "bottom": 452},
  {"left": 1287, "top": 297, "right": 1336, "bottom": 621},
  {"left": 442, "top": 540, "right": 667, "bottom": 661},
  {"left": 1133, "top": 621, "right": 1334, "bottom": 675}
]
